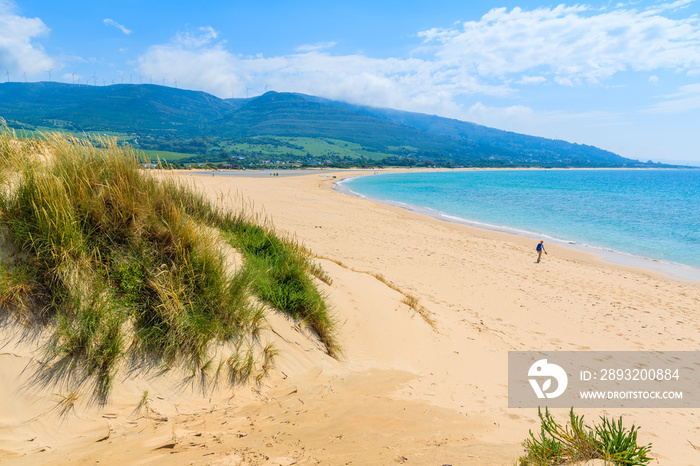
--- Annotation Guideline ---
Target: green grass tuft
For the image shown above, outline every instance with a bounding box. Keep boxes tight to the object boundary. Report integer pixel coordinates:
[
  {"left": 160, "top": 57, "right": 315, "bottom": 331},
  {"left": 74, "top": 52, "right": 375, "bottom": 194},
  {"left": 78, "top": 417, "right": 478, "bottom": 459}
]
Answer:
[
  {"left": 0, "top": 127, "right": 336, "bottom": 398},
  {"left": 220, "top": 220, "right": 339, "bottom": 357},
  {"left": 518, "top": 408, "right": 653, "bottom": 465}
]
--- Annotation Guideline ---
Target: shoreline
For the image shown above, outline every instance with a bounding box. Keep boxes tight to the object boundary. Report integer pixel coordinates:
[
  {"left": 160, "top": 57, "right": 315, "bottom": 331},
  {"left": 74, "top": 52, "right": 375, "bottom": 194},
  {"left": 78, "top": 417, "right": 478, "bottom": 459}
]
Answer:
[{"left": 332, "top": 169, "right": 700, "bottom": 283}]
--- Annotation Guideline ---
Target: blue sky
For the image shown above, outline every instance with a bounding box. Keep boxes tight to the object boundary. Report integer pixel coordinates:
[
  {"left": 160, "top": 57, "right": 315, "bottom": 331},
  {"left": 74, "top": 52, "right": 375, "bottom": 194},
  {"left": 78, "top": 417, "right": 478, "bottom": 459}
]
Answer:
[{"left": 2, "top": 0, "right": 700, "bottom": 163}]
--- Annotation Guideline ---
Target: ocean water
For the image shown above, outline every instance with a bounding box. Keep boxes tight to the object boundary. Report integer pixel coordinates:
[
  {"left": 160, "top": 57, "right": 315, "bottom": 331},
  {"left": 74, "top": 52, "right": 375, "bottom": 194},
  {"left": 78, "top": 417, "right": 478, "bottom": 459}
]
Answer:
[{"left": 339, "top": 169, "right": 700, "bottom": 278}]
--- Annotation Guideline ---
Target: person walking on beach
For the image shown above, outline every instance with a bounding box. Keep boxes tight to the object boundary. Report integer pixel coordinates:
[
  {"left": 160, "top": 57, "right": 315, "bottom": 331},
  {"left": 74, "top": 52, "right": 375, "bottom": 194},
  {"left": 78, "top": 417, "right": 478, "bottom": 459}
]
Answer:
[{"left": 536, "top": 241, "right": 547, "bottom": 263}]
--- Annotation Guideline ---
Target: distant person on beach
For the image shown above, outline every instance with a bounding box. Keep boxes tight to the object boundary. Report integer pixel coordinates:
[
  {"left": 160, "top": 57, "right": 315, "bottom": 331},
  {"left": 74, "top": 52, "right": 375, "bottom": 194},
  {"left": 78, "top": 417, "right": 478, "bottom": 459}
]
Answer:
[{"left": 536, "top": 241, "right": 547, "bottom": 263}]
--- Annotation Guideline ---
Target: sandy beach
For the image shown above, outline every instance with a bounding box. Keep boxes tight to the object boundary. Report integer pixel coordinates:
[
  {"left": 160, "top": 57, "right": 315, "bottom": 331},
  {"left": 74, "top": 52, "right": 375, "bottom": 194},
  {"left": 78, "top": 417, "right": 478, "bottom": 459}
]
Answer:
[{"left": 1, "top": 168, "right": 699, "bottom": 465}]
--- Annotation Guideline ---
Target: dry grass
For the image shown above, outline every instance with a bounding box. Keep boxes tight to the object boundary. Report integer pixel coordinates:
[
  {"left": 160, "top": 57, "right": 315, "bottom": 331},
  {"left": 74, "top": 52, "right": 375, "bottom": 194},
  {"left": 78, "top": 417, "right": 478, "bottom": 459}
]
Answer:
[
  {"left": 319, "top": 255, "right": 436, "bottom": 329},
  {"left": 54, "top": 390, "right": 80, "bottom": 417},
  {"left": 401, "top": 294, "right": 436, "bottom": 329}
]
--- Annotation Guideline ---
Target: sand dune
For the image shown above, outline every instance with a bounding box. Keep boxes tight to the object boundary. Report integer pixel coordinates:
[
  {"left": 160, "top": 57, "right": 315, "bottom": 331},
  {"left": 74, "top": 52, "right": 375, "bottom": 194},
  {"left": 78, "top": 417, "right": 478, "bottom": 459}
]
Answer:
[{"left": 1, "top": 169, "right": 699, "bottom": 465}]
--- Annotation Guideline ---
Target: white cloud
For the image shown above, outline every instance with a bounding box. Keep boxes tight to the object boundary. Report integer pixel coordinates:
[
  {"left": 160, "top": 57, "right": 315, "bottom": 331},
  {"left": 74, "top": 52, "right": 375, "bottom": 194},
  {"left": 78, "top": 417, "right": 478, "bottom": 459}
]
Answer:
[
  {"left": 462, "top": 101, "right": 631, "bottom": 151},
  {"left": 174, "top": 26, "right": 218, "bottom": 47},
  {"left": 677, "top": 83, "right": 700, "bottom": 94},
  {"left": 644, "top": 0, "right": 695, "bottom": 14},
  {"left": 647, "top": 82, "right": 700, "bottom": 112},
  {"left": 555, "top": 76, "right": 574, "bottom": 86},
  {"left": 103, "top": 18, "right": 132, "bottom": 36},
  {"left": 0, "top": 0, "right": 54, "bottom": 76},
  {"left": 136, "top": 27, "right": 507, "bottom": 116},
  {"left": 518, "top": 75, "right": 547, "bottom": 85},
  {"left": 295, "top": 41, "right": 337, "bottom": 52},
  {"left": 465, "top": 101, "right": 538, "bottom": 126},
  {"left": 417, "top": 3, "right": 700, "bottom": 84},
  {"left": 649, "top": 74, "right": 660, "bottom": 85}
]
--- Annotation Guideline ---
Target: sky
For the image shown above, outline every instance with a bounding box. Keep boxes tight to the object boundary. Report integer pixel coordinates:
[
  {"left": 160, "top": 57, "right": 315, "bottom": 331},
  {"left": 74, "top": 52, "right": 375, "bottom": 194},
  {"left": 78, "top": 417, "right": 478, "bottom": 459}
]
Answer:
[{"left": 1, "top": 0, "right": 700, "bottom": 163}]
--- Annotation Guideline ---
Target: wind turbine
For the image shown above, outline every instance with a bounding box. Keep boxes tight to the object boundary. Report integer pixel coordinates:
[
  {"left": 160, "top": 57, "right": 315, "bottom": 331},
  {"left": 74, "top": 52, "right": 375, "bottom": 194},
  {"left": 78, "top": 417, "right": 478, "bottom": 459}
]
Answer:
[
  {"left": 245, "top": 84, "right": 249, "bottom": 98},
  {"left": 91, "top": 73, "right": 97, "bottom": 86},
  {"left": 45, "top": 68, "right": 53, "bottom": 81},
  {"left": 5, "top": 70, "right": 9, "bottom": 83},
  {"left": 71, "top": 73, "right": 75, "bottom": 84},
  {"left": 129, "top": 74, "right": 133, "bottom": 84},
  {"left": 174, "top": 80, "right": 178, "bottom": 89},
  {"left": 23, "top": 72, "right": 26, "bottom": 83}
]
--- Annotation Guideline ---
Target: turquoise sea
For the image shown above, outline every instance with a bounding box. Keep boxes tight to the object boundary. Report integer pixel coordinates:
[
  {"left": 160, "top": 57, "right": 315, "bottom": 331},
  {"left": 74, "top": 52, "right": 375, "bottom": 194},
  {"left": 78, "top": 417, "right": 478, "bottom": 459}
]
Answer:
[{"left": 339, "top": 169, "right": 700, "bottom": 280}]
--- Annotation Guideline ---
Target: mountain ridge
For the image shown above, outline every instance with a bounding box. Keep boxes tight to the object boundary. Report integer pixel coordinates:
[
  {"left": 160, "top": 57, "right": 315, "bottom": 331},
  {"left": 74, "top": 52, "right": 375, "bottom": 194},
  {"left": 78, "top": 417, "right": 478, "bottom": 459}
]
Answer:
[{"left": 0, "top": 82, "right": 659, "bottom": 167}]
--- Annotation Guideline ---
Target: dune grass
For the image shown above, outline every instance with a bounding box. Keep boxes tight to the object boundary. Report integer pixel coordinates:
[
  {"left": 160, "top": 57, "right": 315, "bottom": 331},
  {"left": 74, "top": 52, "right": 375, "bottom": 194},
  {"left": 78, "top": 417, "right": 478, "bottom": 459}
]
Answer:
[
  {"left": 518, "top": 408, "right": 653, "bottom": 465},
  {"left": 0, "top": 126, "right": 336, "bottom": 398}
]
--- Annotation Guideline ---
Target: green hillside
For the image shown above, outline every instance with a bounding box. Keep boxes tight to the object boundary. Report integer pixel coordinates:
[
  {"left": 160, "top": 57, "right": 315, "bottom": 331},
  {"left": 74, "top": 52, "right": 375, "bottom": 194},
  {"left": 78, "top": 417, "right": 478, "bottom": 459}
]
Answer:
[
  {"left": 0, "top": 82, "right": 237, "bottom": 135},
  {"left": 0, "top": 82, "right": 656, "bottom": 168}
]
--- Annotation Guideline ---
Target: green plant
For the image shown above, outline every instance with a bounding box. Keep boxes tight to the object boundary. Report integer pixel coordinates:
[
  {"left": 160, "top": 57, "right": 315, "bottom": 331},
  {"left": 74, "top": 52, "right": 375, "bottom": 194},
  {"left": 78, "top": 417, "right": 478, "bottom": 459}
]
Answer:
[
  {"left": 0, "top": 259, "right": 35, "bottom": 320},
  {"left": 0, "top": 128, "right": 335, "bottom": 398},
  {"left": 223, "top": 222, "right": 338, "bottom": 357},
  {"left": 594, "top": 415, "right": 653, "bottom": 465},
  {"left": 518, "top": 408, "right": 653, "bottom": 465},
  {"left": 519, "top": 425, "right": 563, "bottom": 465}
]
